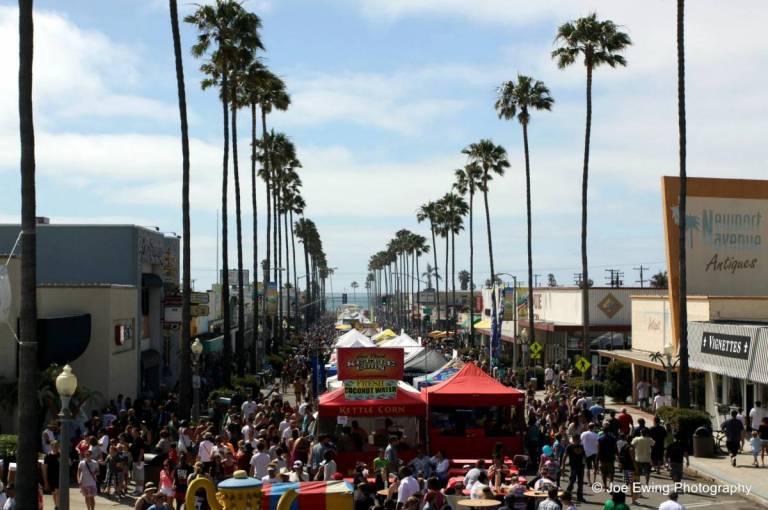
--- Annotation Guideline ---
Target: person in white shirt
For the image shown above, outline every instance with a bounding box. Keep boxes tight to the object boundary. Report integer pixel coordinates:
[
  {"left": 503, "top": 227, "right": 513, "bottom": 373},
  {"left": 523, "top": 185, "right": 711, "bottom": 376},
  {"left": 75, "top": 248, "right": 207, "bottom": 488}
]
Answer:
[
  {"left": 471, "top": 472, "right": 490, "bottom": 499},
  {"left": 544, "top": 366, "right": 555, "bottom": 387},
  {"left": 261, "top": 465, "right": 280, "bottom": 484},
  {"left": 289, "top": 461, "right": 309, "bottom": 482},
  {"left": 580, "top": 423, "right": 599, "bottom": 484},
  {"left": 637, "top": 379, "right": 650, "bottom": 408},
  {"left": 431, "top": 450, "right": 450, "bottom": 484},
  {"left": 463, "top": 459, "right": 486, "bottom": 491},
  {"left": 396, "top": 467, "right": 420, "bottom": 506},
  {"left": 749, "top": 402, "right": 766, "bottom": 431},
  {"left": 241, "top": 398, "right": 258, "bottom": 420},
  {"left": 250, "top": 441, "right": 271, "bottom": 480},
  {"left": 298, "top": 398, "right": 309, "bottom": 417},
  {"left": 658, "top": 491, "right": 687, "bottom": 510},
  {"left": 197, "top": 433, "right": 215, "bottom": 474},
  {"left": 42, "top": 423, "right": 57, "bottom": 455},
  {"left": 653, "top": 393, "right": 670, "bottom": 412}
]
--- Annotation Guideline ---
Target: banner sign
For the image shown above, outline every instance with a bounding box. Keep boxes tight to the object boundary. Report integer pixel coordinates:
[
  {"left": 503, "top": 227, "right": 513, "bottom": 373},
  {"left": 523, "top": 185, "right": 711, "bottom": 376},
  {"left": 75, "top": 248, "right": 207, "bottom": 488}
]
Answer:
[
  {"left": 337, "top": 347, "right": 404, "bottom": 380},
  {"left": 343, "top": 379, "right": 397, "bottom": 401},
  {"left": 701, "top": 331, "right": 751, "bottom": 360}
]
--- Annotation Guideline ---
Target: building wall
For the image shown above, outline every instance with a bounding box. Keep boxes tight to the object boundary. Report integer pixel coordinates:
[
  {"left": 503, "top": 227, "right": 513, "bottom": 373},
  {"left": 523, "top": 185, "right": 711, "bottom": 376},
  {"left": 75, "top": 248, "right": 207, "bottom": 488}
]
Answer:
[
  {"left": 39, "top": 286, "right": 139, "bottom": 405},
  {"left": 534, "top": 288, "right": 667, "bottom": 326}
]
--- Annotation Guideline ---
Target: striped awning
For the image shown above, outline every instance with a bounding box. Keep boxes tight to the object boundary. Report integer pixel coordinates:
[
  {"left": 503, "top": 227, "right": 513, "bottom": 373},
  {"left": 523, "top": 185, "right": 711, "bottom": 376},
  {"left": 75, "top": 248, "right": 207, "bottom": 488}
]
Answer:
[{"left": 688, "top": 321, "right": 768, "bottom": 385}]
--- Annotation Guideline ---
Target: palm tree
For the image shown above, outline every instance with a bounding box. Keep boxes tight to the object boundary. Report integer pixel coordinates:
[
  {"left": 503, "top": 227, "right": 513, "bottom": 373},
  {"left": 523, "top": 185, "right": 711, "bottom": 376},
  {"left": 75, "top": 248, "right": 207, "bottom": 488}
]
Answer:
[
  {"left": 351, "top": 281, "right": 359, "bottom": 300},
  {"left": 16, "top": 1, "right": 39, "bottom": 506},
  {"left": 186, "top": 0, "right": 263, "bottom": 383},
  {"left": 411, "top": 234, "right": 430, "bottom": 333},
  {"left": 676, "top": 0, "right": 690, "bottom": 408},
  {"left": 552, "top": 13, "right": 631, "bottom": 364},
  {"left": 462, "top": 140, "right": 510, "bottom": 360},
  {"left": 440, "top": 192, "right": 468, "bottom": 339},
  {"left": 170, "top": 0, "right": 193, "bottom": 413},
  {"left": 417, "top": 201, "right": 441, "bottom": 329},
  {"left": 495, "top": 74, "right": 554, "bottom": 347},
  {"left": 458, "top": 270, "right": 470, "bottom": 291},
  {"left": 454, "top": 162, "right": 483, "bottom": 341}
]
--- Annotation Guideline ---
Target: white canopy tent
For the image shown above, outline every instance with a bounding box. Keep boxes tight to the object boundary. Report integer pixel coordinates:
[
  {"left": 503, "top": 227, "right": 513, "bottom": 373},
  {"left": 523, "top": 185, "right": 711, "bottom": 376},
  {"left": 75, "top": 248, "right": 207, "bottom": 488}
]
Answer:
[
  {"left": 379, "top": 333, "right": 423, "bottom": 357},
  {"left": 333, "top": 328, "right": 376, "bottom": 348}
]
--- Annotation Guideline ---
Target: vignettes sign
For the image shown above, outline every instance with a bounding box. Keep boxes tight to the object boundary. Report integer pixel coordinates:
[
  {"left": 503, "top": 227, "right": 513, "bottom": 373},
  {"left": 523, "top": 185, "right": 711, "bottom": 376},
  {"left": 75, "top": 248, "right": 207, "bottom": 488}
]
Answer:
[
  {"left": 701, "top": 331, "right": 751, "bottom": 360},
  {"left": 337, "top": 347, "right": 404, "bottom": 380},
  {"left": 343, "top": 379, "right": 397, "bottom": 401}
]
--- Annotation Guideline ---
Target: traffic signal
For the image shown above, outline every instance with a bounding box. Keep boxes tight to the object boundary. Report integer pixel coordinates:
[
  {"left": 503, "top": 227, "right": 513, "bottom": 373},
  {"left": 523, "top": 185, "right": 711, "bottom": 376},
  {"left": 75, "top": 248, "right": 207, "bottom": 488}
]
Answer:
[{"left": 342, "top": 293, "right": 348, "bottom": 304}]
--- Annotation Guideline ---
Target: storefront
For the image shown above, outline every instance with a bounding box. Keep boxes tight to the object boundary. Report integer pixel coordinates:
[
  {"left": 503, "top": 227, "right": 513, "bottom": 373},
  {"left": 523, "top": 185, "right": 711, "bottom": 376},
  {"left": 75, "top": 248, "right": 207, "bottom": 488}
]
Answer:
[{"left": 688, "top": 321, "right": 768, "bottom": 421}]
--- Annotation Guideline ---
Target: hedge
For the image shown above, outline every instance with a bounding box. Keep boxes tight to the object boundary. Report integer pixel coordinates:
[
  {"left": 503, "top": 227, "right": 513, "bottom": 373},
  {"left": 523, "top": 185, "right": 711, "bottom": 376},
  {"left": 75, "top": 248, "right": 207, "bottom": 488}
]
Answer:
[
  {"left": 566, "top": 377, "right": 605, "bottom": 396},
  {"left": 656, "top": 407, "right": 713, "bottom": 450},
  {"left": 0, "top": 435, "right": 17, "bottom": 460},
  {"left": 604, "top": 361, "right": 632, "bottom": 402}
]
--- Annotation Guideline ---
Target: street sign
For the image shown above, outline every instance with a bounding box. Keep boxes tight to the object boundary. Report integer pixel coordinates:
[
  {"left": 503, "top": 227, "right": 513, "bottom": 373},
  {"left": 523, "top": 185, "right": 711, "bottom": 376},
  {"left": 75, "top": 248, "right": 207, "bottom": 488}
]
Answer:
[
  {"left": 529, "top": 340, "right": 543, "bottom": 355},
  {"left": 530, "top": 352, "right": 541, "bottom": 360},
  {"left": 191, "top": 292, "right": 209, "bottom": 305},
  {"left": 575, "top": 358, "right": 591, "bottom": 374}
]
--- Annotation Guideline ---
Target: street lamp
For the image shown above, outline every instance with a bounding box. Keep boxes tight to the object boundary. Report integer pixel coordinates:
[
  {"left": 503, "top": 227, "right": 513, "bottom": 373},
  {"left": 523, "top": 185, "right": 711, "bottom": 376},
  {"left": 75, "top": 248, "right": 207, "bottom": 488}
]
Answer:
[
  {"left": 55, "top": 365, "right": 77, "bottom": 510},
  {"left": 191, "top": 338, "right": 203, "bottom": 422}
]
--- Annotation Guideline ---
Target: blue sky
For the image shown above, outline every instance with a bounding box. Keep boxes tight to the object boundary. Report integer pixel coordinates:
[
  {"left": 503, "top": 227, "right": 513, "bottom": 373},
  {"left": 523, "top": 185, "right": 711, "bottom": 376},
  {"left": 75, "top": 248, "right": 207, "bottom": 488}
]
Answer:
[{"left": 0, "top": 1, "right": 766, "bottom": 291}]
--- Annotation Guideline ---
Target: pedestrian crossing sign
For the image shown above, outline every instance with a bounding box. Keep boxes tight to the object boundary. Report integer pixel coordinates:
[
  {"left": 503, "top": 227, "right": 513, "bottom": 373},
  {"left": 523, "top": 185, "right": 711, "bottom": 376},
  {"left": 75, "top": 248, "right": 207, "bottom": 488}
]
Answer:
[
  {"left": 529, "top": 340, "right": 543, "bottom": 355},
  {"left": 575, "top": 357, "right": 591, "bottom": 374},
  {"left": 530, "top": 352, "right": 541, "bottom": 360}
]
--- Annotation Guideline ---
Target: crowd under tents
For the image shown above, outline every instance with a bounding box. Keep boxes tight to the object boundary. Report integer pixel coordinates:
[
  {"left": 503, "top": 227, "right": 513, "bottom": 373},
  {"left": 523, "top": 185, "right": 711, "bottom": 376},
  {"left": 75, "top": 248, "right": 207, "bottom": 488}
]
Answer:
[{"left": 403, "top": 348, "right": 450, "bottom": 383}]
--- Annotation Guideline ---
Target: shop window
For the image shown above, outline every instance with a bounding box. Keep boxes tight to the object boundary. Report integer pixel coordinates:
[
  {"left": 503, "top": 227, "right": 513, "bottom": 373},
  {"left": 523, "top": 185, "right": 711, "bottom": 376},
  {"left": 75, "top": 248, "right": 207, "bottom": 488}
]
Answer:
[
  {"left": 728, "top": 376, "right": 742, "bottom": 406},
  {"left": 715, "top": 374, "right": 723, "bottom": 403}
]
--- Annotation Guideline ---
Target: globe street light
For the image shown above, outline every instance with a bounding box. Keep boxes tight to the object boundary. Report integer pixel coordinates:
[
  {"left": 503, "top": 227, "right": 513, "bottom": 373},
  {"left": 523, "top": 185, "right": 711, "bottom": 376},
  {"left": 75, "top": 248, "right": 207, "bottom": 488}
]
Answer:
[
  {"left": 55, "top": 365, "right": 77, "bottom": 510},
  {"left": 191, "top": 338, "right": 203, "bottom": 422}
]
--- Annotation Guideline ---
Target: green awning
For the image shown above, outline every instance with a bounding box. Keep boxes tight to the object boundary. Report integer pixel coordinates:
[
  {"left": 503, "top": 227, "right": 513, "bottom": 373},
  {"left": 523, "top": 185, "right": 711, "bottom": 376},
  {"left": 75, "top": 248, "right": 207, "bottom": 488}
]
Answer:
[
  {"left": 459, "top": 317, "right": 482, "bottom": 329},
  {"left": 203, "top": 335, "right": 223, "bottom": 353}
]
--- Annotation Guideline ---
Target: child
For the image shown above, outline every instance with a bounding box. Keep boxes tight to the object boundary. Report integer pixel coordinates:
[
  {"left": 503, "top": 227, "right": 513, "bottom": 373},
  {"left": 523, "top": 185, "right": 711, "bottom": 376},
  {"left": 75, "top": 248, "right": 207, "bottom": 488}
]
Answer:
[
  {"left": 561, "top": 491, "right": 577, "bottom": 510},
  {"left": 103, "top": 446, "right": 119, "bottom": 496},
  {"left": 750, "top": 431, "right": 762, "bottom": 467}
]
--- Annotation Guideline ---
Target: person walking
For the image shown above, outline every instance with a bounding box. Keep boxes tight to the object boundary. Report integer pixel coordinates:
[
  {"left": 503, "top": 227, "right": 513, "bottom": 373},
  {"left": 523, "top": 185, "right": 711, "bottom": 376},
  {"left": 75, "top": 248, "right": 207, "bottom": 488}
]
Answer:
[
  {"left": 658, "top": 491, "right": 687, "bottom": 510},
  {"left": 77, "top": 450, "right": 100, "bottom": 510},
  {"left": 721, "top": 409, "right": 745, "bottom": 467},
  {"left": 562, "top": 434, "right": 586, "bottom": 502},
  {"left": 631, "top": 429, "right": 654, "bottom": 484}
]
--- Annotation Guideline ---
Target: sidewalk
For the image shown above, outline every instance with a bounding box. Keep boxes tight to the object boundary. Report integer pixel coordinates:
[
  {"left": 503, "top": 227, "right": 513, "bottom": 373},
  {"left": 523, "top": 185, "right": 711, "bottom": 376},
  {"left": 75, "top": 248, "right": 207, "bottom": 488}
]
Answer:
[{"left": 607, "top": 398, "right": 768, "bottom": 506}]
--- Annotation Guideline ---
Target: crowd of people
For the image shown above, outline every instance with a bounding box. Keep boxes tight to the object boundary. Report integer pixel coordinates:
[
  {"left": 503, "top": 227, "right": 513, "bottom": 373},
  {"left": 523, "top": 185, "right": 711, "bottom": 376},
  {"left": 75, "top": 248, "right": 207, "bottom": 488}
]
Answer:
[{"left": 10, "top": 321, "right": 757, "bottom": 510}]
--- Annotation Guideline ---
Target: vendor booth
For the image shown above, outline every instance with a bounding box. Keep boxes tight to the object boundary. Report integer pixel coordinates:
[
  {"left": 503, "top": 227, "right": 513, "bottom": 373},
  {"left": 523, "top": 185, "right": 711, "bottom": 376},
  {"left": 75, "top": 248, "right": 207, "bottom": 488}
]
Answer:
[
  {"left": 422, "top": 362, "right": 526, "bottom": 459},
  {"left": 333, "top": 329, "right": 375, "bottom": 349},
  {"left": 379, "top": 333, "right": 422, "bottom": 356},
  {"left": 403, "top": 348, "right": 450, "bottom": 383},
  {"left": 317, "top": 381, "right": 426, "bottom": 473},
  {"left": 412, "top": 358, "right": 463, "bottom": 389}
]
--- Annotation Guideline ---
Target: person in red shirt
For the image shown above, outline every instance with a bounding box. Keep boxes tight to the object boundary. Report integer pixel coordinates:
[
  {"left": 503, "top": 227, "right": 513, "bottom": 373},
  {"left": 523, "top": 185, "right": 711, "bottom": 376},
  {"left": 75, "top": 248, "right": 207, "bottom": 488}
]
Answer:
[{"left": 617, "top": 408, "right": 634, "bottom": 436}]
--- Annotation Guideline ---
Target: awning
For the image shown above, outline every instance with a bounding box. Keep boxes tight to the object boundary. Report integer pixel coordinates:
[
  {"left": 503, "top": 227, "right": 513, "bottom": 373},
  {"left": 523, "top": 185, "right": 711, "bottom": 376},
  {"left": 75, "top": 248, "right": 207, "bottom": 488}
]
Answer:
[
  {"left": 422, "top": 362, "right": 524, "bottom": 406},
  {"left": 688, "top": 322, "right": 768, "bottom": 384},
  {"left": 141, "top": 273, "right": 163, "bottom": 288},
  {"left": 37, "top": 314, "right": 92, "bottom": 368},
  {"left": 203, "top": 335, "right": 223, "bottom": 353},
  {"left": 597, "top": 349, "right": 668, "bottom": 371}
]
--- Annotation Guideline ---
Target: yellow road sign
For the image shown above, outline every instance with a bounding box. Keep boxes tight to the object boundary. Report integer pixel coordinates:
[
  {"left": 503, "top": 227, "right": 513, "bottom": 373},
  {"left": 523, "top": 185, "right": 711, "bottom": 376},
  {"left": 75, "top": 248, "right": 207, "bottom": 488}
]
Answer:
[
  {"left": 575, "top": 358, "right": 591, "bottom": 373},
  {"left": 530, "top": 340, "right": 543, "bottom": 355},
  {"left": 530, "top": 352, "right": 541, "bottom": 360}
]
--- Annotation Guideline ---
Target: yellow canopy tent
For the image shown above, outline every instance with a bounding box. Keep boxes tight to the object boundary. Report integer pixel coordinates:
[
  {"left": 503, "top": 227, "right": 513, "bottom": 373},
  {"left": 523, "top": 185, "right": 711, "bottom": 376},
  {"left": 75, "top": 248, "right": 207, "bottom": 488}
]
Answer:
[
  {"left": 474, "top": 319, "right": 492, "bottom": 330},
  {"left": 335, "top": 324, "right": 352, "bottom": 331},
  {"left": 372, "top": 328, "right": 397, "bottom": 342}
]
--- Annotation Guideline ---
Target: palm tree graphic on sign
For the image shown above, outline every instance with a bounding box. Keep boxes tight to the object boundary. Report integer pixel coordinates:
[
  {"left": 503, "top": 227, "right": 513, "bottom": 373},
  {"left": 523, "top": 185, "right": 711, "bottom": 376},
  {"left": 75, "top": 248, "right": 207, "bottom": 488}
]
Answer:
[{"left": 671, "top": 206, "right": 700, "bottom": 249}]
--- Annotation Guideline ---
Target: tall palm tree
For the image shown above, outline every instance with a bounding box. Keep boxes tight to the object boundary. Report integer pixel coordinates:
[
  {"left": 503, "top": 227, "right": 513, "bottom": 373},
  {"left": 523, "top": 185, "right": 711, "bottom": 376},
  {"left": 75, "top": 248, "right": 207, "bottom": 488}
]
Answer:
[
  {"left": 454, "top": 162, "right": 483, "bottom": 341},
  {"left": 552, "top": 12, "right": 631, "bottom": 365},
  {"left": 440, "top": 192, "right": 468, "bottom": 339},
  {"left": 170, "top": 0, "right": 193, "bottom": 413},
  {"left": 186, "top": 0, "right": 263, "bottom": 383},
  {"left": 495, "top": 75, "right": 554, "bottom": 347},
  {"left": 16, "top": 1, "right": 39, "bottom": 506},
  {"left": 462, "top": 140, "right": 510, "bottom": 361},
  {"left": 676, "top": 0, "right": 689, "bottom": 408},
  {"left": 417, "top": 201, "right": 440, "bottom": 330}
]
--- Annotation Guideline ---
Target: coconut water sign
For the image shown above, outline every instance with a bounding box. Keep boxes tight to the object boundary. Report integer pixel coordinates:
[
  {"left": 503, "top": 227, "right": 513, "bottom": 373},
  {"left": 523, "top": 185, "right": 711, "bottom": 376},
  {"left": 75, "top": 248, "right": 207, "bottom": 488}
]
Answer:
[{"left": 672, "top": 196, "right": 768, "bottom": 295}]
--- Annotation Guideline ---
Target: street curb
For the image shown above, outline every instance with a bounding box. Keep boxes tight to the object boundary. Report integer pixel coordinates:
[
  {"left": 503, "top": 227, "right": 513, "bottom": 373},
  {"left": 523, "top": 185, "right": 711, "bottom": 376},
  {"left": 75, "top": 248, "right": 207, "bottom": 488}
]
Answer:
[{"left": 683, "top": 464, "right": 768, "bottom": 508}]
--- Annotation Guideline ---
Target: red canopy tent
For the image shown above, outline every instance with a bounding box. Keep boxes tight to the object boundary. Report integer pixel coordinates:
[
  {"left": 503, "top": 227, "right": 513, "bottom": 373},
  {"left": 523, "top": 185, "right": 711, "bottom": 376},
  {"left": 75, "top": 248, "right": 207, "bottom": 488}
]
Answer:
[
  {"left": 421, "top": 362, "right": 524, "bottom": 406},
  {"left": 422, "top": 362, "right": 525, "bottom": 459},
  {"left": 319, "top": 384, "right": 426, "bottom": 417}
]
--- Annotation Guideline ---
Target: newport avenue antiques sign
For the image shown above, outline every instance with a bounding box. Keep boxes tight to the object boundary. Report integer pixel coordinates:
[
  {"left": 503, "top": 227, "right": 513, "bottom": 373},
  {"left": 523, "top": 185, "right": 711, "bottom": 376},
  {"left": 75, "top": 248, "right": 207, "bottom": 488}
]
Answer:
[
  {"left": 343, "top": 379, "right": 397, "bottom": 401},
  {"left": 701, "top": 331, "right": 751, "bottom": 360},
  {"left": 337, "top": 347, "right": 404, "bottom": 380}
]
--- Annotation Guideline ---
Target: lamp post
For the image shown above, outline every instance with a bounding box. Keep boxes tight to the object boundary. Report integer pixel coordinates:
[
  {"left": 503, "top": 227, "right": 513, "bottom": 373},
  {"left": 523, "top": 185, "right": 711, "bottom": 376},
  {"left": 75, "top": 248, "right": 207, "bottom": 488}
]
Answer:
[
  {"left": 55, "top": 365, "right": 78, "bottom": 510},
  {"left": 191, "top": 338, "right": 203, "bottom": 422}
]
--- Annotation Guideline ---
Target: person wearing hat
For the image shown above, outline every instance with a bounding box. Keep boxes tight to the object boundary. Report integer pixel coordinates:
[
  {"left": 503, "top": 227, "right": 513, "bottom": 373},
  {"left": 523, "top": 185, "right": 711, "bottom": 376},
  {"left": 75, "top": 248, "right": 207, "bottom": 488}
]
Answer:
[
  {"left": 289, "top": 461, "right": 308, "bottom": 482},
  {"left": 277, "top": 467, "right": 291, "bottom": 483},
  {"left": 261, "top": 464, "right": 280, "bottom": 484},
  {"left": 134, "top": 483, "right": 156, "bottom": 510}
]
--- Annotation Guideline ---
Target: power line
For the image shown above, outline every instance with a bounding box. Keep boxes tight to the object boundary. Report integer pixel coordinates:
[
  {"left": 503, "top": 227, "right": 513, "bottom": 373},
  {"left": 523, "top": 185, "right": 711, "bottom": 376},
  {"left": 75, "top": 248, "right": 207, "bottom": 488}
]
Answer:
[{"left": 634, "top": 265, "right": 649, "bottom": 288}]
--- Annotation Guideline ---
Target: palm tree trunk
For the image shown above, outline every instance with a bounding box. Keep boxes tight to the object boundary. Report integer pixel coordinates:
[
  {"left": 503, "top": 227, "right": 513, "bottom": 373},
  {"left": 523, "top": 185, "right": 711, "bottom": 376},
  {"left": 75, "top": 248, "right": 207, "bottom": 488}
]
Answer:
[
  {"left": 451, "top": 228, "right": 457, "bottom": 340},
  {"left": 221, "top": 70, "right": 232, "bottom": 384},
  {"left": 276, "top": 191, "right": 283, "bottom": 345},
  {"left": 261, "top": 110, "right": 271, "bottom": 355},
  {"left": 232, "top": 100, "right": 246, "bottom": 377},
  {"left": 580, "top": 63, "right": 593, "bottom": 368},
  {"left": 677, "top": 0, "right": 690, "bottom": 408},
  {"left": 171, "top": 0, "right": 192, "bottom": 415},
  {"left": 17, "top": 1, "right": 39, "bottom": 505},
  {"left": 523, "top": 122, "right": 535, "bottom": 346},
  {"left": 283, "top": 206, "right": 291, "bottom": 319},
  {"left": 416, "top": 254, "right": 421, "bottom": 334},
  {"left": 444, "top": 234, "right": 449, "bottom": 334},
  {"left": 430, "top": 222, "right": 439, "bottom": 332},
  {"left": 250, "top": 103, "right": 259, "bottom": 369},
  {"left": 483, "top": 185, "right": 497, "bottom": 366},
  {"left": 302, "top": 233, "right": 311, "bottom": 330},
  {"left": 469, "top": 191, "right": 475, "bottom": 343},
  {"left": 290, "top": 211, "right": 298, "bottom": 313}
]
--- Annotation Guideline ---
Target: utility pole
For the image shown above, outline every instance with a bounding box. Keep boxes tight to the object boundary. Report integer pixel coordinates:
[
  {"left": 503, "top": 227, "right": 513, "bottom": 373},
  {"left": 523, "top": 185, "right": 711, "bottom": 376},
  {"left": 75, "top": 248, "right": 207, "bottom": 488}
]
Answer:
[
  {"left": 634, "top": 265, "right": 649, "bottom": 288},
  {"left": 534, "top": 274, "right": 541, "bottom": 288},
  {"left": 573, "top": 273, "right": 583, "bottom": 287}
]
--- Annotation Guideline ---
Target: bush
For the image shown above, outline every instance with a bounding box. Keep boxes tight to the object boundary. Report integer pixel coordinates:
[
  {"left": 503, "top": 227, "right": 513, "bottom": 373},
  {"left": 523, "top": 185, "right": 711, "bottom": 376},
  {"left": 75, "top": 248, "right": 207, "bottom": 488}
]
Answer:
[
  {"left": 604, "top": 361, "right": 632, "bottom": 402},
  {"left": 567, "top": 377, "right": 605, "bottom": 396},
  {"left": 0, "top": 435, "right": 17, "bottom": 460},
  {"left": 656, "top": 407, "right": 713, "bottom": 450},
  {"left": 266, "top": 354, "right": 285, "bottom": 374}
]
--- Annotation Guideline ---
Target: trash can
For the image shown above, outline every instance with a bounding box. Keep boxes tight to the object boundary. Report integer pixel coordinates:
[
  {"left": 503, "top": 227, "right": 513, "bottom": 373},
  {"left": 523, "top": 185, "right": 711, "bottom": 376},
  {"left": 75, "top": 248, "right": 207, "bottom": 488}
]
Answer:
[{"left": 692, "top": 426, "right": 714, "bottom": 458}]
